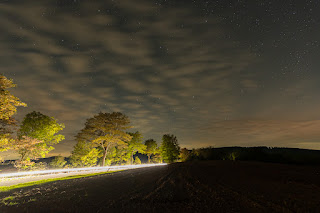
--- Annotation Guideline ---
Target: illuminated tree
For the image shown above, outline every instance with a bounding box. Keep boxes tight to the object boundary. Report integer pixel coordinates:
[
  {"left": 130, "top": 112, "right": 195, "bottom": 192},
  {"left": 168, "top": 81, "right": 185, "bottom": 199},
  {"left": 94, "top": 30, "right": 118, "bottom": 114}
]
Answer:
[
  {"left": 127, "top": 131, "right": 146, "bottom": 164},
  {"left": 160, "top": 134, "right": 180, "bottom": 163},
  {"left": 144, "top": 139, "right": 157, "bottom": 163},
  {"left": 0, "top": 75, "right": 27, "bottom": 120},
  {"left": 18, "top": 111, "right": 65, "bottom": 163},
  {"left": 19, "top": 111, "right": 65, "bottom": 145},
  {"left": 0, "top": 75, "right": 27, "bottom": 151},
  {"left": 70, "top": 140, "right": 100, "bottom": 167},
  {"left": 76, "top": 112, "right": 132, "bottom": 166}
]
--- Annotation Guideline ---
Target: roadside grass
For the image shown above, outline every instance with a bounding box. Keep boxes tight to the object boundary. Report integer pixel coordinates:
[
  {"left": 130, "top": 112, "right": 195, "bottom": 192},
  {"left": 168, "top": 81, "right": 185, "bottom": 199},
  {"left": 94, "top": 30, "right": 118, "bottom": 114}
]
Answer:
[
  {"left": 0, "top": 170, "right": 122, "bottom": 193},
  {"left": 2, "top": 196, "right": 18, "bottom": 206}
]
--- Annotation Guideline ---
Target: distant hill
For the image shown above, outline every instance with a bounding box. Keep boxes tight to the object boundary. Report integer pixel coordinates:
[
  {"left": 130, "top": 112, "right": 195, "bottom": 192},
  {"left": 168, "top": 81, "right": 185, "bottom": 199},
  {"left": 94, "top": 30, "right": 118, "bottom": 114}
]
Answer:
[{"left": 186, "top": 146, "right": 320, "bottom": 165}]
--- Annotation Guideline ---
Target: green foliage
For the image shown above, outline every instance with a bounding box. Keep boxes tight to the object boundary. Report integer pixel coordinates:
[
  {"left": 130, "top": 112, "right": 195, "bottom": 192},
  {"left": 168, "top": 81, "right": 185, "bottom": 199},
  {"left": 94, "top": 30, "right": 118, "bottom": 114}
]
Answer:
[
  {"left": 49, "top": 155, "right": 67, "bottom": 168},
  {"left": 13, "top": 111, "right": 65, "bottom": 168},
  {"left": 76, "top": 112, "right": 132, "bottom": 166},
  {"left": 134, "top": 156, "right": 141, "bottom": 164},
  {"left": 103, "top": 146, "right": 118, "bottom": 166},
  {"left": 113, "top": 144, "right": 130, "bottom": 165},
  {"left": 144, "top": 139, "right": 157, "bottom": 163},
  {"left": 160, "top": 134, "right": 180, "bottom": 163},
  {"left": 127, "top": 131, "right": 146, "bottom": 164},
  {"left": 19, "top": 111, "right": 65, "bottom": 146},
  {"left": 0, "top": 75, "right": 27, "bottom": 152},
  {"left": 152, "top": 150, "right": 162, "bottom": 163},
  {"left": 70, "top": 140, "right": 100, "bottom": 167},
  {"left": 2, "top": 196, "right": 18, "bottom": 206}
]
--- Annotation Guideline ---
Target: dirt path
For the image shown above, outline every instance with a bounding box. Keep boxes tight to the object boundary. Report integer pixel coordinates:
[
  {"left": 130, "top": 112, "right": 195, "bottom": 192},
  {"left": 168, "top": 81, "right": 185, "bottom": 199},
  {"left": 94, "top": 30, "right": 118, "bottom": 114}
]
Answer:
[{"left": 1, "top": 161, "right": 320, "bottom": 212}]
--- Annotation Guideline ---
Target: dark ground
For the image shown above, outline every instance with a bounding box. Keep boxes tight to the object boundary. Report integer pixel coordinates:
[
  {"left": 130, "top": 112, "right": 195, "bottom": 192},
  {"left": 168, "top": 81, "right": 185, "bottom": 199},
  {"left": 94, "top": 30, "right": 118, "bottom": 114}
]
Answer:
[{"left": 0, "top": 161, "right": 320, "bottom": 213}]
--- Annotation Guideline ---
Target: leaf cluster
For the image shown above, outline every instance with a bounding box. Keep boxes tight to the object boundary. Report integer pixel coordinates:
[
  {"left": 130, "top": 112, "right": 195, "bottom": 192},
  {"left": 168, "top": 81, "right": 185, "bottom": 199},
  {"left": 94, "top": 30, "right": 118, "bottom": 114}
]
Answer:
[
  {"left": 19, "top": 111, "right": 65, "bottom": 145},
  {"left": 76, "top": 112, "right": 132, "bottom": 150}
]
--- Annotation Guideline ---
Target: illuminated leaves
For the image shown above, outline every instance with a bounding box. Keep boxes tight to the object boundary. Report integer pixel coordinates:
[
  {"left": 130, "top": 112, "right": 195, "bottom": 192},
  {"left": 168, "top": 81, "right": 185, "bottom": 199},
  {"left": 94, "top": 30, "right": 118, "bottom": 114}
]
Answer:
[
  {"left": 10, "top": 111, "right": 65, "bottom": 168},
  {"left": 0, "top": 75, "right": 27, "bottom": 151},
  {"left": 160, "top": 134, "right": 180, "bottom": 163},
  {"left": 19, "top": 111, "right": 65, "bottom": 146},
  {"left": 0, "top": 135, "right": 12, "bottom": 152},
  {"left": 0, "top": 75, "right": 27, "bottom": 121},
  {"left": 76, "top": 112, "right": 132, "bottom": 166},
  {"left": 70, "top": 140, "right": 100, "bottom": 167},
  {"left": 11, "top": 136, "right": 53, "bottom": 163},
  {"left": 127, "top": 131, "right": 146, "bottom": 164},
  {"left": 49, "top": 155, "right": 67, "bottom": 168},
  {"left": 145, "top": 139, "right": 157, "bottom": 163}
]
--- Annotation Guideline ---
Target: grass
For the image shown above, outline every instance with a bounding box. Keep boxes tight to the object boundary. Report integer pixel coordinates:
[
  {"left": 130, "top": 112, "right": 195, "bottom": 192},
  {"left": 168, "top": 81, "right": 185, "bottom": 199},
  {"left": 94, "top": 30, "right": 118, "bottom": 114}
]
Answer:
[
  {"left": 0, "top": 170, "right": 122, "bottom": 193},
  {"left": 3, "top": 196, "right": 15, "bottom": 201},
  {"left": 2, "top": 196, "right": 18, "bottom": 206}
]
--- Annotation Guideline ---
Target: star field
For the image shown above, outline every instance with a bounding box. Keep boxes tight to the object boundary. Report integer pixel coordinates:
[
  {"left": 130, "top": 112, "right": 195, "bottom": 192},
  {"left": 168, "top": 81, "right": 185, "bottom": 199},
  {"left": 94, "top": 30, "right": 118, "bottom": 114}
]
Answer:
[{"left": 1, "top": 0, "right": 320, "bottom": 159}]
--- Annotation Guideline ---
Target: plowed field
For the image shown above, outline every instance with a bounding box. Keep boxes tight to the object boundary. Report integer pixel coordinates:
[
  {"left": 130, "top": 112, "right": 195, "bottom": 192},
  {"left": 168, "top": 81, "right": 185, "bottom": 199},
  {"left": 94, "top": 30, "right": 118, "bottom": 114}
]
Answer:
[{"left": 1, "top": 161, "right": 320, "bottom": 212}]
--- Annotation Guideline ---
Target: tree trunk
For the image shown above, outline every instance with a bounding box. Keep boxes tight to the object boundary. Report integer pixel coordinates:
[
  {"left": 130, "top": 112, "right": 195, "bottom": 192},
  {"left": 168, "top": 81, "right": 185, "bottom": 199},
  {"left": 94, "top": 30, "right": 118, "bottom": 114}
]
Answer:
[
  {"left": 102, "top": 149, "right": 108, "bottom": 167},
  {"left": 147, "top": 154, "right": 150, "bottom": 163},
  {"left": 101, "top": 144, "right": 110, "bottom": 167},
  {"left": 131, "top": 151, "right": 134, "bottom": 165}
]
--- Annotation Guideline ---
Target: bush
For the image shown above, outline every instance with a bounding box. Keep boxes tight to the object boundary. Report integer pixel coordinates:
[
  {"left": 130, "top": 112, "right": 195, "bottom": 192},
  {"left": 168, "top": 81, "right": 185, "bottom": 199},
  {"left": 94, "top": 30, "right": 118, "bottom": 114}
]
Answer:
[
  {"left": 31, "top": 162, "right": 47, "bottom": 170},
  {"left": 134, "top": 156, "right": 141, "bottom": 164},
  {"left": 14, "top": 159, "right": 34, "bottom": 170},
  {"left": 14, "top": 159, "right": 47, "bottom": 171},
  {"left": 49, "top": 155, "right": 67, "bottom": 168},
  {"left": 70, "top": 141, "right": 100, "bottom": 167},
  {"left": 225, "top": 152, "right": 239, "bottom": 161}
]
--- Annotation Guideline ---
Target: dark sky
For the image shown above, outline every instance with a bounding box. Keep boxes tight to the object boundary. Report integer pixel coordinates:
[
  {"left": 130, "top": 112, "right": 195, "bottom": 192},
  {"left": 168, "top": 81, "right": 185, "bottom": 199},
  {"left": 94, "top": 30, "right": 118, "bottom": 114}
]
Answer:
[{"left": 2, "top": 0, "right": 320, "bottom": 158}]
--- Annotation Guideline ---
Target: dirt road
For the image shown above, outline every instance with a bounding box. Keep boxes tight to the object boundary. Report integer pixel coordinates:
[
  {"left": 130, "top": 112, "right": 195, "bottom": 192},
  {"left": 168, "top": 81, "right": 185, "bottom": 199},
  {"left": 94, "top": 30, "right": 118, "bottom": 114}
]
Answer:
[{"left": 1, "top": 161, "right": 320, "bottom": 212}]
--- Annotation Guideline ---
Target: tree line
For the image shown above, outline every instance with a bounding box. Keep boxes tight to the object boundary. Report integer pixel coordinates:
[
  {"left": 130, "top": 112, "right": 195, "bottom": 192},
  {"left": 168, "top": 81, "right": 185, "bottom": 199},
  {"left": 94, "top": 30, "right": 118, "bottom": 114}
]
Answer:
[
  {"left": 0, "top": 74, "right": 181, "bottom": 170},
  {"left": 69, "top": 112, "right": 180, "bottom": 167},
  {"left": 180, "top": 146, "right": 320, "bottom": 165}
]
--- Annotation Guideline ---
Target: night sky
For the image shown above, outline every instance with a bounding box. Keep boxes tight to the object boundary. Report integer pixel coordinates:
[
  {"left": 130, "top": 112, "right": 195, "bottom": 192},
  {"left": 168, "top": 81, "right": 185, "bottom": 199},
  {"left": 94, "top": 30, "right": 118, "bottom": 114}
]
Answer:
[{"left": 1, "top": 0, "right": 320, "bottom": 159}]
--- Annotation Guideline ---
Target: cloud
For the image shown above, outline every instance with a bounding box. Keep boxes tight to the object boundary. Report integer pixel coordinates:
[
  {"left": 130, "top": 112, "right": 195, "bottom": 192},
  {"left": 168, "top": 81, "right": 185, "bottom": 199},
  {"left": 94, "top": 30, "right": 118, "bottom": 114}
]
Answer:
[
  {"left": 195, "top": 120, "right": 320, "bottom": 148},
  {"left": 2, "top": 0, "right": 319, "bottom": 158}
]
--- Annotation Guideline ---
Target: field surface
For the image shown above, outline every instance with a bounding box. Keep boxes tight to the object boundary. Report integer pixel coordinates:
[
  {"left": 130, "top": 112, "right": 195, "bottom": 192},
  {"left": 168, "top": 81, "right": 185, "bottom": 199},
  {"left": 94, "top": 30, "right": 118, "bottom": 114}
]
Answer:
[{"left": 0, "top": 161, "right": 320, "bottom": 212}]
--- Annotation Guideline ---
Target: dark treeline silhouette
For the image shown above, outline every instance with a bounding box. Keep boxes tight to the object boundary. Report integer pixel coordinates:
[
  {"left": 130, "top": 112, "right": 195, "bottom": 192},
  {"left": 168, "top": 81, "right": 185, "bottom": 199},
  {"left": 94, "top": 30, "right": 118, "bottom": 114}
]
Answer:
[{"left": 184, "top": 146, "right": 320, "bottom": 165}]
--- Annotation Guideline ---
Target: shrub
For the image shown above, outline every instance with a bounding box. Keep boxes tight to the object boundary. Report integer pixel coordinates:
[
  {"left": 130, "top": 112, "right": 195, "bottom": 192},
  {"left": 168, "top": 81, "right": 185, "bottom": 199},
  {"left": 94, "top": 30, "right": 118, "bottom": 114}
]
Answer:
[
  {"left": 134, "top": 156, "right": 141, "bottom": 164},
  {"left": 49, "top": 155, "right": 67, "bottom": 168},
  {"left": 14, "top": 159, "right": 47, "bottom": 171}
]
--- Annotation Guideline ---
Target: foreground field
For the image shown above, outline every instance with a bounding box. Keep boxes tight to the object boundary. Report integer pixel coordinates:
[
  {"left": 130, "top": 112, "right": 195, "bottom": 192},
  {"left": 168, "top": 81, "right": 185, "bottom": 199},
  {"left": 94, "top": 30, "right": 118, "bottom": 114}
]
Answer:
[{"left": 0, "top": 161, "right": 320, "bottom": 212}]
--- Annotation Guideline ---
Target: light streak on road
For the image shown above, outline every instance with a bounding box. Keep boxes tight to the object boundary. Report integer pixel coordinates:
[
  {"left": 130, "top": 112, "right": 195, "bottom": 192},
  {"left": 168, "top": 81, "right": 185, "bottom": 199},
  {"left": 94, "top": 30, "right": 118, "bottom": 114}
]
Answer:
[{"left": 0, "top": 163, "right": 167, "bottom": 179}]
